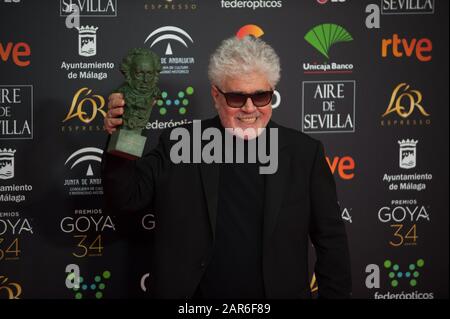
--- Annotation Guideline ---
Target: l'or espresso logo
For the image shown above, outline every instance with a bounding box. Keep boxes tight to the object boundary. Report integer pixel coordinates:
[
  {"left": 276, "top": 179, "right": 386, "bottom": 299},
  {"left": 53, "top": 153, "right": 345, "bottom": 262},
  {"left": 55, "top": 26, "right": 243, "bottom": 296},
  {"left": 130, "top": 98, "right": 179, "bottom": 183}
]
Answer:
[
  {"left": 0, "top": 275, "right": 22, "bottom": 299},
  {"left": 60, "top": 209, "right": 115, "bottom": 258},
  {"left": 381, "top": 83, "right": 430, "bottom": 127},
  {"left": 382, "top": 139, "right": 432, "bottom": 192},
  {"left": 0, "top": 86, "right": 33, "bottom": 139},
  {"left": 0, "top": 211, "right": 33, "bottom": 262},
  {"left": 60, "top": 0, "right": 117, "bottom": 16},
  {"left": 326, "top": 155, "right": 355, "bottom": 180},
  {"left": 144, "top": 26, "right": 195, "bottom": 75},
  {"left": 378, "top": 199, "right": 430, "bottom": 247},
  {"left": 0, "top": 149, "right": 33, "bottom": 203},
  {"left": 303, "top": 23, "right": 354, "bottom": 74},
  {"left": 64, "top": 147, "right": 103, "bottom": 196},
  {"left": 144, "top": 0, "right": 197, "bottom": 10},
  {"left": 0, "top": 41, "right": 31, "bottom": 67},
  {"left": 61, "top": 88, "right": 106, "bottom": 132},
  {"left": 302, "top": 81, "right": 355, "bottom": 133},
  {"left": 365, "top": 259, "right": 434, "bottom": 299}
]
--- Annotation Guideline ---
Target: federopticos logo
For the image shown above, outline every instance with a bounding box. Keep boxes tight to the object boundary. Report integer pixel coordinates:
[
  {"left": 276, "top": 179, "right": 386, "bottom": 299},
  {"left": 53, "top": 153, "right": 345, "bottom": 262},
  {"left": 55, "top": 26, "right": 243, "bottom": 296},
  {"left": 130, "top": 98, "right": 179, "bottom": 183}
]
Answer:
[
  {"left": 365, "top": 259, "right": 434, "bottom": 299},
  {"left": 220, "top": 0, "right": 283, "bottom": 9}
]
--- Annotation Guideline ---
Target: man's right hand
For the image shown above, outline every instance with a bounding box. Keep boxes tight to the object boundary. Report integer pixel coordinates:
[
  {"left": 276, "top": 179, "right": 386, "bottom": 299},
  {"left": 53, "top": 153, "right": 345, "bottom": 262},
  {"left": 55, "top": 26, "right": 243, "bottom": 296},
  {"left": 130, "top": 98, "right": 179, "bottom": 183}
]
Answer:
[{"left": 105, "top": 93, "right": 125, "bottom": 134}]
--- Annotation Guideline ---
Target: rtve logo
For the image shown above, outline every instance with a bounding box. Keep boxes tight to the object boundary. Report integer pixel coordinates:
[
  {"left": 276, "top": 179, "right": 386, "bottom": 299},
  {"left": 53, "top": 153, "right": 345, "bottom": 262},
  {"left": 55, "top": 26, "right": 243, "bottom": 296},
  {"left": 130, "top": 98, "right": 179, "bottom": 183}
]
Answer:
[
  {"left": 0, "top": 42, "right": 31, "bottom": 67},
  {"left": 326, "top": 155, "right": 355, "bottom": 180},
  {"left": 381, "top": 34, "right": 432, "bottom": 62}
]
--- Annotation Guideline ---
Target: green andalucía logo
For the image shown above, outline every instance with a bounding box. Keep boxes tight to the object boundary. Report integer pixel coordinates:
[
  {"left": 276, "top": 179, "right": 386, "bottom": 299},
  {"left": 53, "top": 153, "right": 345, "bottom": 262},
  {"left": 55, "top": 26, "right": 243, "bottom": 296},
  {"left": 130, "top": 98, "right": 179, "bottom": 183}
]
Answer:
[{"left": 304, "top": 23, "right": 353, "bottom": 59}]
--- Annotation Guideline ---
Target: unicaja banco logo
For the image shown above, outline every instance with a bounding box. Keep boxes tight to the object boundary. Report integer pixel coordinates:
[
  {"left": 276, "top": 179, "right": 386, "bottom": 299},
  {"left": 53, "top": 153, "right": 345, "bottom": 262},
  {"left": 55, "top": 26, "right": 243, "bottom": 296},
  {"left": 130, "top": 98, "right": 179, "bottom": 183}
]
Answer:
[
  {"left": 76, "top": 26, "right": 98, "bottom": 57},
  {"left": 0, "top": 148, "right": 16, "bottom": 180},
  {"left": 398, "top": 139, "right": 418, "bottom": 169},
  {"left": 157, "top": 86, "right": 194, "bottom": 115},
  {"left": 304, "top": 23, "right": 353, "bottom": 59}
]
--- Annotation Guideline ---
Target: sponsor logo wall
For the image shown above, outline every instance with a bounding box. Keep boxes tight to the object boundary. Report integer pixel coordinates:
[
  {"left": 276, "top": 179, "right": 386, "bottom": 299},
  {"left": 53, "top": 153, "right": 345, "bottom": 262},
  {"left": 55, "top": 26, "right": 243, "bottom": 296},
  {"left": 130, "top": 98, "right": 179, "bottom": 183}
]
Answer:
[{"left": 0, "top": 0, "right": 447, "bottom": 299}]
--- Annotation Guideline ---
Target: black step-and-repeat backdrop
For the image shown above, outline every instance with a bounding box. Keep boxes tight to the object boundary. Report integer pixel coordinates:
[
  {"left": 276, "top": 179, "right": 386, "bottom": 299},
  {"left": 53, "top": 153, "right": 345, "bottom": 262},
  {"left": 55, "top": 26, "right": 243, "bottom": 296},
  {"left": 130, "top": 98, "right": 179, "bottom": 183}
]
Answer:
[{"left": 0, "top": 0, "right": 448, "bottom": 299}]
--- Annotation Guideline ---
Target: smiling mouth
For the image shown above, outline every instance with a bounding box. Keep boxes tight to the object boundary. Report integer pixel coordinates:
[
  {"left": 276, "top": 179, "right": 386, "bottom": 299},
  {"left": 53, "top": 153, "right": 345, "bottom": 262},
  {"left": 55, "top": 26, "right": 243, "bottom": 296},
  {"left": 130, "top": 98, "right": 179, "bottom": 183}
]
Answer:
[{"left": 238, "top": 117, "right": 258, "bottom": 124}]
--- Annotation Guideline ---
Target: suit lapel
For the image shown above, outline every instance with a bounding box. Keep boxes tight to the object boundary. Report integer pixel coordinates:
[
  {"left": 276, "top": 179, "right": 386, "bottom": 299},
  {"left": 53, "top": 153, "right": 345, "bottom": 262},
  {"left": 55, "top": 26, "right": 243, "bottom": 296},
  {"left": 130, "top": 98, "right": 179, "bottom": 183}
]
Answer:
[
  {"left": 197, "top": 117, "right": 291, "bottom": 243},
  {"left": 198, "top": 116, "right": 222, "bottom": 240},
  {"left": 199, "top": 162, "right": 220, "bottom": 240},
  {"left": 262, "top": 120, "right": 290, "bottom": 248},
  {"left": 263, "top": 148, "right": 289, "bottom": 247}
]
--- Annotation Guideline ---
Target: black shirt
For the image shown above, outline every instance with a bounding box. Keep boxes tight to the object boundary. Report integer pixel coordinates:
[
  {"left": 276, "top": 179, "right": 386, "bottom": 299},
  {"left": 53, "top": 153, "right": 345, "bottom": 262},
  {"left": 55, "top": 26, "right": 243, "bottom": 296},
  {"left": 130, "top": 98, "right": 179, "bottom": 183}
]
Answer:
[{"left": 195, "top": 134, "right": 266, "bottom": 299}]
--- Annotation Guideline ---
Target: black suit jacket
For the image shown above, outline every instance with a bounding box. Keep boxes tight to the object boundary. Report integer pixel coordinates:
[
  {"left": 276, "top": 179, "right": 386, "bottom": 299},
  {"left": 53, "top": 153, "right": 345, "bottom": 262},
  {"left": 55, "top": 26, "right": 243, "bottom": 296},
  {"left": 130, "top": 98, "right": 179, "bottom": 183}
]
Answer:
[{"left": 101, "top": 116, "right": 352, "bottom": 299}]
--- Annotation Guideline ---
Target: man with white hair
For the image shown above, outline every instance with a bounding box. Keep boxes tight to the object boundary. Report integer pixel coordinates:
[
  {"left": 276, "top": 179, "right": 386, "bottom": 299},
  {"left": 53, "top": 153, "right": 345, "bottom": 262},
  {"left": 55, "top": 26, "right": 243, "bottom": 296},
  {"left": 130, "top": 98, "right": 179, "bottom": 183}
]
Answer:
[{"left": 102, "top": 36, "right": 351, "bottom": 299}]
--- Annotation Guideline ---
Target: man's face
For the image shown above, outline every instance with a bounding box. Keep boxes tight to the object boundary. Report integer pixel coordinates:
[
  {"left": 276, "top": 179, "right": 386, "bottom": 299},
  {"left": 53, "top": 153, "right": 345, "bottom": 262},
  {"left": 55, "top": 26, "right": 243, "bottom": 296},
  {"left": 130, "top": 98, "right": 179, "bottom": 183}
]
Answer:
[
  {"left": 211, "top": 71, "right": 273, "bottom": 138},
  {"left": 130, "top": 56, "right": 159, "bottom": 93}
]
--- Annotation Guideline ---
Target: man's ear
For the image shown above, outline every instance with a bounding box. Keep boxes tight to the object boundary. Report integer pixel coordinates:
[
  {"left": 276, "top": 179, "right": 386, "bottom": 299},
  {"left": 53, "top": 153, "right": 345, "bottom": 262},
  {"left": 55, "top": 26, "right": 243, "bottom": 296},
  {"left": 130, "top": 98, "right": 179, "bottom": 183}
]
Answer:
[{"left": 211, "top": 85, "right": 220, "bottom": 105}]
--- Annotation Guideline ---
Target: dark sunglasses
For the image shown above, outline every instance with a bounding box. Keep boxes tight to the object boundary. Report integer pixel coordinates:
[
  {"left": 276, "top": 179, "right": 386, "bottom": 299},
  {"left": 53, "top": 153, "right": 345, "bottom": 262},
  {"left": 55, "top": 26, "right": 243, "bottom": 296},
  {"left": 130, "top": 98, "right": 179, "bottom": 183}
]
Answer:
[{"left": 215, "top": 86, "right": 274, "bottom": 108}]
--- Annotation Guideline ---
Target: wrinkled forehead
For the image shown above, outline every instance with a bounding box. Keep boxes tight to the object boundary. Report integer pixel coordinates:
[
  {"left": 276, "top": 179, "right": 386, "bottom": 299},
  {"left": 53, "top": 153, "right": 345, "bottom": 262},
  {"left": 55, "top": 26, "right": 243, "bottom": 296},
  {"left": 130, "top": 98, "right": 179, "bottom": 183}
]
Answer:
[
  {"left": 221, "top": 71, "right": 272, "bottom": 92},
  {"left": 132, "top": 55, "right": 156, "bottom": 70}
]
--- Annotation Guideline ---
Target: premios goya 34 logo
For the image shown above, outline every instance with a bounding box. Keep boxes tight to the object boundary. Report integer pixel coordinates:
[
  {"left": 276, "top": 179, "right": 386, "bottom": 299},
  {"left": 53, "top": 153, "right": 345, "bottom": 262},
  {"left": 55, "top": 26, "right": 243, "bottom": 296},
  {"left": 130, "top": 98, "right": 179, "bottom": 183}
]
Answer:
[
  {"left": 65, "top": 264, "right": 111, "bottom": 299},
  {"left": 378, "top": 199, "right": 430, "bottom": 247},
  {"left": 1, "top": 212, "right": 33, "bottom": 262},
  {"left": 61, "top": 88, "right": 106, "bottom": 132},
  {"left": 60, "top": 209, "right": 115, "bottom": 258}
]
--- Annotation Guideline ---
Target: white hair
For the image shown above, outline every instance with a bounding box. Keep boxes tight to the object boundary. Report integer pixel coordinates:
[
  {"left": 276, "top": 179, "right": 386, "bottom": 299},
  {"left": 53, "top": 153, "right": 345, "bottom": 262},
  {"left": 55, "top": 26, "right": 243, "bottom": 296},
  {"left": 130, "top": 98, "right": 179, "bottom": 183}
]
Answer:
[{"left": 208, "top": 36, "right": 281, "bottom": 88}]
